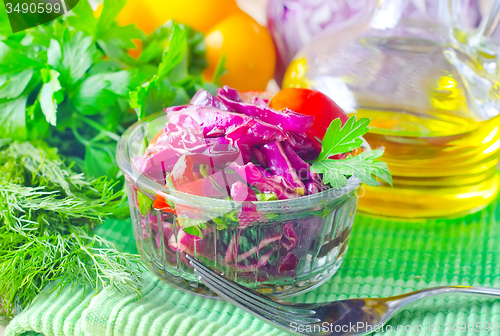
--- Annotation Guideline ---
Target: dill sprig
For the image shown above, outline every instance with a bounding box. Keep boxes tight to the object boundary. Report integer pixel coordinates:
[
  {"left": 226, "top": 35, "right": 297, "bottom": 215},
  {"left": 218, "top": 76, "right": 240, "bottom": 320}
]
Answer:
[{"left": 0, "top": 141, "right": 144, "bottom": 319}]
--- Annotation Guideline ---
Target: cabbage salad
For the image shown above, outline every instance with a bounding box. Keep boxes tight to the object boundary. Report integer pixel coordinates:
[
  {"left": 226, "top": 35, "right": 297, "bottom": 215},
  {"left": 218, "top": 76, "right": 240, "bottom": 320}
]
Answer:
[{"left": 132, "top": 86, "right": 391, "bottom": 278}]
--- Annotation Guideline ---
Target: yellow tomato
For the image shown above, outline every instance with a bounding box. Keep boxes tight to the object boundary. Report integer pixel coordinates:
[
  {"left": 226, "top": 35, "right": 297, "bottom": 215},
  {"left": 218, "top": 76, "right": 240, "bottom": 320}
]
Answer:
[
  {"left": 163, "top": 0, "right": 240, "bottom": 32},
  {"left": 204, "top": 12, "right": 276, "bottom": 91},
  {"left": 115, "top": 2, "right": 169, "bottom": 35},
  {"left": 115, "top": 0, "right": 239, "bottom": 34},
  {"left": 282, "top": 57, "right": 313, "bottom": 89}
]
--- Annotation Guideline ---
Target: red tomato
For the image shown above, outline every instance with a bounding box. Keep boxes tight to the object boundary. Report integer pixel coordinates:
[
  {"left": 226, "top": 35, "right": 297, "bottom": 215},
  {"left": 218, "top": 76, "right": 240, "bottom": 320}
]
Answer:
[
  {"left": 153, "top": 193, "right": 201, "bottom": 215},
  {"left": 269, "top": 88, "right": 348, "bottom": 146},
  {"left": 176, "top": 179, "right": 205, "bottom": 197},
  {"left": 171, "top": 155, "right": 197, "bottom": 187},
  {"left": 153, "top": 194, "right": 175, "bottom": 213}
]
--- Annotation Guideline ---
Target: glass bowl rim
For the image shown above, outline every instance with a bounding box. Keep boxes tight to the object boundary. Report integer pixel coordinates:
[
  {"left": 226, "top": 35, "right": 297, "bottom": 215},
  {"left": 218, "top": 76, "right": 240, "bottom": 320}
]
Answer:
[{"left": 116, "top": 112, "right": 363, "bottom": 212}]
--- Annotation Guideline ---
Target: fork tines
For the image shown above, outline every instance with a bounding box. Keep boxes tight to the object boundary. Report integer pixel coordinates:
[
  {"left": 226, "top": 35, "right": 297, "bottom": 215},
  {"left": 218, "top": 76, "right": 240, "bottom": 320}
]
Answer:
[{"left": 187, "top": 255, "right": 320, "bottom": 329}]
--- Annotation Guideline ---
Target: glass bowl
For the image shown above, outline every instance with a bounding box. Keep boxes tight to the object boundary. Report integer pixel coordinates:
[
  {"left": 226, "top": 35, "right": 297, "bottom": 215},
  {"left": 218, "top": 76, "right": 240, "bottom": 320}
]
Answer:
[{"left": 116, "top": 112, "right": 362, "bottom": 298}]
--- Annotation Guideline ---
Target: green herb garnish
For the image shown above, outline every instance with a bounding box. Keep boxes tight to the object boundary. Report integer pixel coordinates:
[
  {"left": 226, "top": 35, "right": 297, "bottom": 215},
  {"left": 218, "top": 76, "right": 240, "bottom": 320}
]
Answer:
[
  {"left": 317, "top": 116, "right": 370, "bottom": 161},
  {"left": 212, "top": 54, "right": 227, "bottom": 86},
  {"left": 212, "top": 210, "right": 239, "bottom": 230},
  {"left": 311, "top": 116, "right": 392, "bottom": 188},
  {"left": 137, "top": 190, "right": 153, "bottom": 216},
  {"left": 177, "top": 216, "right": 207, "bottom": 239},
  {"left": 256, "top": 192, "right": 278, "bottom": 201}
]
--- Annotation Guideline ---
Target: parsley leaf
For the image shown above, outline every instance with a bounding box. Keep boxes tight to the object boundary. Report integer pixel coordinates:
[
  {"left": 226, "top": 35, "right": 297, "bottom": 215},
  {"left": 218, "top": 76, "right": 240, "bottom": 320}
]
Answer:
[
  {"left": 0, "top": 69, "right": 34, "bottom": 99},
  {"left": 311, "top": 116, "right": 392, "bottom": 189},
  {"left": 157, "top": 25, "right": 188, "bottom": 80},
  {"left": 73, "top": 70, "right": 132, "bottom": 115},
  {"left": 67, "top": 0, "right": 143, "bottom": 62},
  {"left": 39, "top": 69, "right": 62, "bottom": 125},
  {"left": 131, "top": 23, "right": 209, "bottom": 120},
  {"left": 84, "top": 143, "right": 119, "bottom": 179},
  {"left": 212, "top": 54, "right": 227, "bottom": 85},
  {"left": 318, "top": 116, "right": 370, "bottom": 161},
  {"left": 56, "top": 32, "right": 96, "bottom": 88},
  {"left": 0, "top": 95, "right": 29, "bottom": 140},
  {"left": 311, "top": 150, "right": 392, "bottom": 188},
  {"left": 177, "top": 216, "right": 207, "bottom": 238},
  {"left": 137, "top": 190, "right": 153, "bottom": 216},
  {"left": 96, "top": 0, "right": 127, "bottom": 32},
  {"left": 0, "top": 2, "right": 12, "bottom": 37}
]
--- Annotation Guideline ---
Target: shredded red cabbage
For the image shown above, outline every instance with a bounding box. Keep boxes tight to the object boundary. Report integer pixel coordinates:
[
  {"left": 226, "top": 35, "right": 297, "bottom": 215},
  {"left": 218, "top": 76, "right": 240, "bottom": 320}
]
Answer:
[{"left": 133, "top": 85, "right": 346, "bottom": 275}]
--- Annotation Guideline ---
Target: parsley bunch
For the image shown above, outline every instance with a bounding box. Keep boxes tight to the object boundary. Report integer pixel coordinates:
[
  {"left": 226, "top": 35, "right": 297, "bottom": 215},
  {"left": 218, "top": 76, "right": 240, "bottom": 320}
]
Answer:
[
  {"left": 311, "top": 116, "right": 393, "bottom": 188},
  {"left": 0, "top": 0, "right": 210, "bottom": 179}
]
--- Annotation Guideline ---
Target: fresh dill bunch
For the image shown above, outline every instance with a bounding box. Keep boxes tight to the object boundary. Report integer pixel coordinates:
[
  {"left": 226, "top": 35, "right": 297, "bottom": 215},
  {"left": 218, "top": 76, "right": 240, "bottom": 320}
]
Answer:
[{"left": 0, "top": 141, "right": 144, "bottom": 319}]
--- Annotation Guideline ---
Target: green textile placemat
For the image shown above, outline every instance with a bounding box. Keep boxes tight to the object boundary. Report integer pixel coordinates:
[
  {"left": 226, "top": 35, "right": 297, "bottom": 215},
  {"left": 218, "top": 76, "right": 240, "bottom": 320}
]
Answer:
[{"left": 6, "top": 197, "right": 500, "bottom": 336}]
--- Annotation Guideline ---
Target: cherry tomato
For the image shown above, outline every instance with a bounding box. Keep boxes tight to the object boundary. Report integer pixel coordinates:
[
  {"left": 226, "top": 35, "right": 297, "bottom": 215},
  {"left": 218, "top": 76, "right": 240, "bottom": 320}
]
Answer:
[
  {"left": 153, "top": 194, "right": 175, "bottom": 213},
  {"left": 176, "top": 179, "right": 205, "bottom": 197},
  {"left": 171, "top": 155, "right": 197, "bottom": 187},
  {"left": 204, "top": 12, "right": 276, "bottom": 91},
  {"left": 153, "top": 194, "right": 202, "bottom": 215},
  {"left": 269, "top": 88, "right": 348, "bottom": 145}
]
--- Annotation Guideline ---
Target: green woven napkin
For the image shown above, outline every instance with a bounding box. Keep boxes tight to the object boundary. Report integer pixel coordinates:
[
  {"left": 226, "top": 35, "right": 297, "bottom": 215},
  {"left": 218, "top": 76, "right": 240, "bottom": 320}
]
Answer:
[{"left": 6, "top": 198, "right": 500, "bottom": 336}]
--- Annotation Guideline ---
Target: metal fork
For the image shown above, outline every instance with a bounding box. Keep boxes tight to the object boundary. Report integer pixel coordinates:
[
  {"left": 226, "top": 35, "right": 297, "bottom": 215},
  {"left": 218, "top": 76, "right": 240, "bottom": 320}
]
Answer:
[{"left": 187, "top": 255, "right": 500, "bottom": 336}]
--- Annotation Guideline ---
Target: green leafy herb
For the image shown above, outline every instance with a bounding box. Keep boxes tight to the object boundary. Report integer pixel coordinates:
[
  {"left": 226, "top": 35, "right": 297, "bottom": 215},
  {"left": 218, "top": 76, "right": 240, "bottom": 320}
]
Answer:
[
  {"left": 137, "top": 190, "right": 153, "bottom": 216},
  {"left": 311, "top": 150, "right": 392, "bottom": 188},
  {"left": 139, "top": 21, "right": 207, "bottom": 76},
  {"left": 130, "top": 23, "right": 214, "bottom": 120},
  {"left": 311, "top": 116, "right": 392, "bottom": 188},
  {"left": 0, "top": 0, "right": 212, "bottom": 179},
  {"left": 212, "top": 210, "right": 239, "bottom": 230},
  {"left": 157, "top": 26, "right": 188, "bottom": 79},
  {"left": 317, "top": 116, "right": 370, "bottom": 161},
  {"left": 212, "top": 54, "right": 227, "bottom": 85},
  {"left": 256, "top": 192, "right": 278, "bottom": 201},
  {"left": 0, "top": 141, "right": 144, "bottom": 319},
  {"left": 165, "top": 173, "right": 176, "bottom": 190},
  {"left": 0, "top": 2, "right": 12, "bottom": 37},
  {"left": 177, "top": 216, "right": 207, "bottom": 238},
  {"left": 0, "top": 1, "right": 144, "bottom": 179},
  {"left": 39, "top": 69, "right": 62, "bottom": 126}
]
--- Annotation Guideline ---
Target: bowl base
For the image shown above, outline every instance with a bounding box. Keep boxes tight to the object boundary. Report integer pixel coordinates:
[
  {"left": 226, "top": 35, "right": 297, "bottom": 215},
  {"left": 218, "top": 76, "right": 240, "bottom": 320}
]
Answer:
[{"left": 145, "top": 249, "right": 347, "bottom": 300}]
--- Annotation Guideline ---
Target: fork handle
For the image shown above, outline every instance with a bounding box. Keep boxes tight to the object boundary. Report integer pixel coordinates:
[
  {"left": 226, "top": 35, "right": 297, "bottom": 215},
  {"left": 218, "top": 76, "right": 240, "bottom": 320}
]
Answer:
[{"left": 387, "top": 286, "right": 500, "bottom": 311}]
